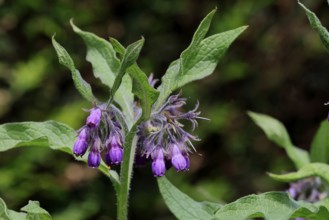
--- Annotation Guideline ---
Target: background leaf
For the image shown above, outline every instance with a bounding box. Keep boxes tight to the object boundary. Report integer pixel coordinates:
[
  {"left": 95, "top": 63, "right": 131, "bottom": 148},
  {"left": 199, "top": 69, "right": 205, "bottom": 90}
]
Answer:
[
  {"left": 310, "top": 120, "right": 329, "bottom": 163},
  {"left": 0, "top": 121, "right": 120, "bottom": 186},
  {"left": 214, "top": 192, "right": 329, "bottom": 220},
  {"left": 70, "top": 22, "right": 134, "bottom": 126},
  {"left": 157, "top": 176, "right": 213, "bottom": 220},
  {"left": 268, "top": 163, "right": 329, "bottom": 184},
  {"left": 298, "top": 1, "right": 329, "bottom": 52},
  {"left": 52, "top": 36, "right": 95, "bottom": 102},
  {"left": 248, "top": 111, "right": 310, "bottom": 169},
  {"left": 155, "top": 10, "right": 247, "bottom": 108},
  {"left": 109, "top": 38, "right": 159, "bottom": 120},
  {"left": 21, "top": 200, "right": 51, "bottom": 220}
]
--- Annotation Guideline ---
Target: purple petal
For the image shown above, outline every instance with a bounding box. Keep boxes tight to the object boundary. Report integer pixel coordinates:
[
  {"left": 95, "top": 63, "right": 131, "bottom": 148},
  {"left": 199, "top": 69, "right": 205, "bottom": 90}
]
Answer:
[{"left": 88, "top": 151, "right": 101, "bottom": 168}]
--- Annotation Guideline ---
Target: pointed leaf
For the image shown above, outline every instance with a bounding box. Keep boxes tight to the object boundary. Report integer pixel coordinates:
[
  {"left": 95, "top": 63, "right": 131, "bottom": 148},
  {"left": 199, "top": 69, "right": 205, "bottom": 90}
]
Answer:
[
  {"left": 111, "top": 37, "right": 144, "bottom": 97},
  {"left": 70, "top": 22, "right": 134, "bottom": 125},
  {"left": 0, "top": 121, "right": 119, "bottom": 186},
  {"left": 269, "top": 163, "right": 329, "bottom": 184},
  {"left": 155, "top": 12, "right": 247, "bottom": 108},
  {"left": 248, "top": 111, "right": 310, "bottom": 169},
  {"left": 52, "top": 36, "right": 95, "bottom": 102},
  {"left": 21, "top": 201, "right": 51, "bottom": 220},
  {"left": 214, "top": 192, "right": 329, "bottom": 220},
  {"left": 157, "top": 176, "right": 213, "bottom": 220},
  {"left": 310, "top": 120, "right": 329, "bottom": 163},
  {"left": 298, "top": 1, "right": 329, "bottom": 52},
  {"left": 109, "top": 38, "right": 159, "bottom": 120}
]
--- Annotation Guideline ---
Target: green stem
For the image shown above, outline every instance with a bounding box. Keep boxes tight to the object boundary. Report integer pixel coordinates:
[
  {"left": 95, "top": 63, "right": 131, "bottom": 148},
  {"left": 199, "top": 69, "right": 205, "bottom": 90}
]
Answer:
[{"left": 117, "top": 123, "right": 139, "bottom": 220}]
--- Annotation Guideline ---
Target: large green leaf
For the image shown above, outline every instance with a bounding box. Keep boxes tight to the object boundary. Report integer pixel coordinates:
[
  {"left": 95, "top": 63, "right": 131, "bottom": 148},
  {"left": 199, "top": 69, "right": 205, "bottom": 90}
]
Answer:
[
  {"left": 52, "top": 37, "right": 95, "bottom": 102},
  {"left": 70, "top": 21, "right": 134, "bottom": 126},
  {"left": 269, "top": 163, "right": 329, "bottom": 184},
  {"left": 298, "top": 1, "right": 329, "bottom": 52},
  {"left": 157, "top": 177, "right": 329, "bottom": 220},
  {"left": 310, "top": 120, "right": 329, "bottom": 163},
  {"left": 0, "top": 121, "right": 119, "bottom": 186},
  {"left": 155, "top": 9, "right": 247, "bottom": 108},
  {"left": 0, "top": 197, "right": 52, "bottom": 220},
  {"left": 157, "top": 177, "right": 214, "bottom": 220},
  {"left": 109, "top": 38, "right": 159, "bottom": 120},
  {"left": 214, "top": 192, "right": 329, "bottom": 220},
  {"left": 248, "top": 111, "right": 310, "bottom": 169}
]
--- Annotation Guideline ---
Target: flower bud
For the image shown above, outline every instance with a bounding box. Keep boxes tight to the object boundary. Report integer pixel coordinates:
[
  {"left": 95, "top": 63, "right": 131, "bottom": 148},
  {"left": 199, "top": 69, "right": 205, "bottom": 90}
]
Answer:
[
  {"left": 86, "top": 107, "right": 102, "bottom": 128},
  {"left": 171, "top": 144, "right": 188, "bottom": 171},
  {"left": 109, "top": 145, "right": 124, "bottom": 165},
  {"left": 73, "top": 128, "right": 89, "bottom": 156},
  {"left": 88, "top": 151, "right": 101, "bottom": 168},
  {"left": 105, "top": 132, "right": 124, "bottom": 165},
  {"left": 152, "top": 148, "right": 166, "bottom": 177}
]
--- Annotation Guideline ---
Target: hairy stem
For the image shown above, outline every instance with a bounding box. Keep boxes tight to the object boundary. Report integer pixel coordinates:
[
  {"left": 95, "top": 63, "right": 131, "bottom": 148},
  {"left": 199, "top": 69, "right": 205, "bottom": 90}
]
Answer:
[{"left": 117, "top": 123, "right": 139, "bottom": 220}]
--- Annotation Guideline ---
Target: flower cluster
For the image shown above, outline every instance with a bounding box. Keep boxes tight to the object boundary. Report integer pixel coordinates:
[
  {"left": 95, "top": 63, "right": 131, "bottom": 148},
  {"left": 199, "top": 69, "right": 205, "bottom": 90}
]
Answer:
[
  {"left": 287, "top": 177, "right": 327, "bottom": 203},
  {"left": 73, "top": 104, "right": 125, "bottom": 168},
  {"left": 136, "top": 92, "right": 205, "bottom": 177}
]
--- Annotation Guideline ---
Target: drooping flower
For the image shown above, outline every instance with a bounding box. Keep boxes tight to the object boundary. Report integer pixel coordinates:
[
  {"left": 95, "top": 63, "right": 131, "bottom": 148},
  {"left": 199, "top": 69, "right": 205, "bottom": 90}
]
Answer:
[
  {"left": 72, "top": 104, "right": 126, "bottom": 168},
  {"left": 87, "top": 136, "right": 101, "bottom": 168},
  {"left": 86, "top": 107, "right": 102, "bottom": 128},
  {"left": 151, "top": 147, "right": 166, "bottom": 177},
  {"left": 73, "top": 127, "right": 89, "bottom": 156},
  {"left": 105, "top": 131, "right": 124, "bottom": 165},
  {"left": 136, "top": 87, "right": 206, "bottom": 176}
]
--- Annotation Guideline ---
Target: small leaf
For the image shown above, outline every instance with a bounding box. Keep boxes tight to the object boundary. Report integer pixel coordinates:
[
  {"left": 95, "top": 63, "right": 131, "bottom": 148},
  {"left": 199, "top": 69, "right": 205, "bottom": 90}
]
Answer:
[
  {"left": 269, "top": 163, "right": 329, "bottom": 184},
  {"left": 0, "top": 121, "right": 120, "bottom": 186},
  {"left": 214, "top": 192, "right": 329, "bottom": 220},
  {"left": 21, "top": 200, "right": 51, "bottom": 220},
  {"left": 310, "top": 120, "right": 329, "bottom": 163},
  {"left": 111, "top": 37, "right": 145, "bottom": 97},
  {"left": 248, "top": 111, "right": 310, "bottom": 169},
  {"left": 109, "top": 38, "right": 159, "bottom": 120},
  {"left": 70, "top": 21, "right": 134, "bottom": 126},
  {"left": 298, "top": 1, "right": 329, "bottom": 52},
  {"left": 52, "top": 36, "right": 95, "bottom": 102},
  {"left": 155, "top": 9, "right": 247, "bottom": 108},
  {"left": 157, "top": 176, "right": 213, "bottom": 220}
]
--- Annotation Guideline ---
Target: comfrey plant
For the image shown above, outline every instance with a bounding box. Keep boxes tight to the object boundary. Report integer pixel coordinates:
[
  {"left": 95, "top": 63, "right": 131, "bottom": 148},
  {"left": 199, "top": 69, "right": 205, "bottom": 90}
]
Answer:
[{"left": 1, "top": 2, "right": 329, "bottom": 220}]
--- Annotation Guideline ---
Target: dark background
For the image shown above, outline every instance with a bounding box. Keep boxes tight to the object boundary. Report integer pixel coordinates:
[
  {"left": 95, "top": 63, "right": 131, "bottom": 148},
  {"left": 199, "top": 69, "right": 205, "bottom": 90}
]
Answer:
[{"left": 0, "top": 0, "right": 328, "bottom": 219}]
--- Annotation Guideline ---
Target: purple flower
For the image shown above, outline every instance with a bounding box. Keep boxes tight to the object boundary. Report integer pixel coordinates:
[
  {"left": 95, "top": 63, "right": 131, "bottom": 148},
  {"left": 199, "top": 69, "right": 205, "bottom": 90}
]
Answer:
[
  {"left": 170, "top": 144, "right": 188, "bottom": 171},
  {"left": 105, "top": 132, "right": 124, "bottom": 165},
  {"left": 88, "top": 151, "right": 101, "bottom": 168},
  {"left": 86, "top": 107, "right": 102, "bottom": 128},
  {"left": 73, "top": 127, "right": 89, "bottom": 157},
  {"left": 152, "top": 148, "right": 166, "bottom": 177},
  {"left": 87, "top": 136, "right": 101, "bottom": 168}
]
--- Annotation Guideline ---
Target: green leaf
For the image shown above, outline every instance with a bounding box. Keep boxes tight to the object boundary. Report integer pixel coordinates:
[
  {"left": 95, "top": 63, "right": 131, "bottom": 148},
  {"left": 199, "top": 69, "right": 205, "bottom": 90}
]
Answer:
[
  {"left": 157, "top": 176, "right": 213, "bottom": 220},
  {"left": 269, "top": 163, "right": 329, "bottom": 184},
  {"left": 0, "top": 121, "right": 120, "bottom": 187},
  {"left": 0, "top": 197, "right": 53, "bottom": 220},
  {"left": 214, "top": 192, "right": 329, "bottom": 220},
  {"left": 109, "top": 38, "right": 159, "bottom": 120},
  {"left": 155, "top": 9, "right": 247, "bottom": 108},
  {"left": 111, "top": 37, "right": 145, "bottom": 98},
  {"left": 52, "top": 36, "right": 95, "bottom": 102},
  {"left": 298, "top": 1, "right": 329, "bottom": 52},
  {"left": 310, "top": 120, "right": 329, "bottom": 163},
  {"left": 21, "top": 201, "right": 51, "bottom": 220},
  {"left": 248, "top": 111, "right": 310, "bottom": 169},
  {"left": 70, "top": 21, "right": 134, "bottom": 126}
]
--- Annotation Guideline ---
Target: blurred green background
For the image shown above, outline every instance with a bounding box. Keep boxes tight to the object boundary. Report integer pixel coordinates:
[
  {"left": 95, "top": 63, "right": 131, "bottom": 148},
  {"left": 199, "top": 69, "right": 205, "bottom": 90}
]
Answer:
[{"left": 0, "top": 0, "right": 328, "bottom": 219}]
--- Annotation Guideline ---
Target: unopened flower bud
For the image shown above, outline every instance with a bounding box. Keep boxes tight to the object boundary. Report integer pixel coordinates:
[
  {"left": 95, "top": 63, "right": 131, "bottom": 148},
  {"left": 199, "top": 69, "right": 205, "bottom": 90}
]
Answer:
[
  {"left": 73, "top": 128, "right": 89, "bottom": 156},
  {"left": 88, "top": 151, "right": 101, "bottom": 168},
  {"left": 171, "top": 144, "right": 188, "bottom": 171},
  {"left": 152, "top": 148, "right": 166, "bottom": 177},
  {"left": 86, "top": 107, "right": 102, "bottom": 128}
]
